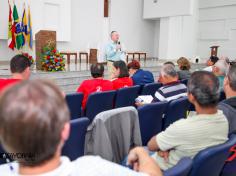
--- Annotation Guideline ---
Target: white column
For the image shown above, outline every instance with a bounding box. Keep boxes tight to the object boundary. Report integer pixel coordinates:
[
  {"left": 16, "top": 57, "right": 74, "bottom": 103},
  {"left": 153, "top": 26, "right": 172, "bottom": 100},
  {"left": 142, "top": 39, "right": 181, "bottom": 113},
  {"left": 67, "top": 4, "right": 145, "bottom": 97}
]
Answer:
[{"left": 158, "top": 0, "right": 199, "bottom": 60}]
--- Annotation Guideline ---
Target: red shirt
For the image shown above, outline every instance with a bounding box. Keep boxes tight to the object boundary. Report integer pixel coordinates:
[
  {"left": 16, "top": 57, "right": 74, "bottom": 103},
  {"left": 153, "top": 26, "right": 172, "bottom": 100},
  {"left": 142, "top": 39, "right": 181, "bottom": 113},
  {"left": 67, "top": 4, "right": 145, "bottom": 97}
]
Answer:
[
  {"left": 0, "top": 78, "right": 21, "bottom": 93},
  {"left": 77, "top": 78, "right": 113, "bottom": 109},
  {"left": 112, "top": 77, "right": 133, "bottom": 90}
]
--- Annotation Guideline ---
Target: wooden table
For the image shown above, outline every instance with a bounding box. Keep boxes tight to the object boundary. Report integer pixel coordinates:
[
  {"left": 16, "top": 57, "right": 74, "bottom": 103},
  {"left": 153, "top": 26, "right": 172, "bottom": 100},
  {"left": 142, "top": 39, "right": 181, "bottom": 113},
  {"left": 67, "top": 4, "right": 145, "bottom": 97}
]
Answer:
[
  {"left": 79, "top": 52, "right": 89, "bottom": 64},
  {"left": 134, "top": 52, "right": 147, "bottom": 61},
  {"left": 60, "top": 52, "right": 78, "bottom": 64},
  {"left": 126, "top": 52, "right": 135, "bottom": 63}
]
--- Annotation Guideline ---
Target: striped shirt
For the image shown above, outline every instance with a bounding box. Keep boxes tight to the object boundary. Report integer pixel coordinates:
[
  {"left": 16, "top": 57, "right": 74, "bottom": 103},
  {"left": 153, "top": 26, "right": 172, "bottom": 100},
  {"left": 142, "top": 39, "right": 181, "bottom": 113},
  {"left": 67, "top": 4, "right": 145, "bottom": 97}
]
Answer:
[
  {"left": 152, "top": 110, "right": 229, "bottom": 170},
  {"left": 154, "top": 81, "right": 187, "bottom": 102}
]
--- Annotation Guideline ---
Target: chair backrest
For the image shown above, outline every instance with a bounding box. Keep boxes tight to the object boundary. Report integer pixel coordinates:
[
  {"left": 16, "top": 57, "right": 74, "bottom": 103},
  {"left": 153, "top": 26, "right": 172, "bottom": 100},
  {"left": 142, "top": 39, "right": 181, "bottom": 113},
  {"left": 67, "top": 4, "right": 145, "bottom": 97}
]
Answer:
[
  {"left": 141, "top": 82, "right": 162, "bottom": 97},
  {"left": 163, "top": 97, "right": 190, "bottom": 130},
  {"left": 189, "top": 134, "right": 236, "bottom": 176},
  {"left": 164, "top": 157, "right": 193, "bottom": 176},
  {"left": 138, "top": 101, "right": 168, "bottom": 145},
  {"left": 85, "top": 90, "right": 116, "bottom": 122},
  {"left": 180, "top": 79, "right": 189, "bottom": 86},
  {"left": 65, "top": 93, "right": 83, "bottom": 120},
  {"left": 114, "top": 85, "right": 141, "bottom": 108},
  {"left": 62, "top": 117, "right": 90, "bottom": 161}
]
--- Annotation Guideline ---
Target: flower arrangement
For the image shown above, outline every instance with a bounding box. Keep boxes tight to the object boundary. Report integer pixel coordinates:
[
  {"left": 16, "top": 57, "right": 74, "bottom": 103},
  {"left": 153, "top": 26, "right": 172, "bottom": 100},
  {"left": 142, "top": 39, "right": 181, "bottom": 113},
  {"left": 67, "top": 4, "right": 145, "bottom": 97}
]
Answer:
[
  {"left": 40, "top": 46, "right": 65, "bottom": 72},
  {"left": 22, "top": 52, "right": 35, "bottom": 66}
]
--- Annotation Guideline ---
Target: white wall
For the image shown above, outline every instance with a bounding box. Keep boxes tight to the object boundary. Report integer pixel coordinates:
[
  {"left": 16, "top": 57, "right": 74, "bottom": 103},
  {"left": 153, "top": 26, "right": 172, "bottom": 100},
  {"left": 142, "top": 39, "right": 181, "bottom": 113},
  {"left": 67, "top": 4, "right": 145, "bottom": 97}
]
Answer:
[
  {"left": 0, "top": 0, "right": 157, "bottom": 61},
  {"left": 143, "top": 0, "right": 193, "bottom": 19},
  {"left": 110, "top": 0, "right": 156, "bottom": 56},
  {"left": 157, "top": 0, "right": 199, "bottom": 60},
  {"left": 197, "top": 0, "right": 236, "bottom": 59}
]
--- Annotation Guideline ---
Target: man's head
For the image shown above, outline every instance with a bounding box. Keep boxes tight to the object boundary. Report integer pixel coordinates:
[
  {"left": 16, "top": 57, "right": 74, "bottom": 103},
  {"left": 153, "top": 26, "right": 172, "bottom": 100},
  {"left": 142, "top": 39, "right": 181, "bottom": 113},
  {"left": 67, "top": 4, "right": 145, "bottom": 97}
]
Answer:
[
  {"left": 163, "top": 61, "right": 175, "bottom": 68},
  {"left": 111, "top": 31, "right": 119, "bottom": 43},
  {"left": 127, "top": 60, "right": 141, "bottom": 76},
  {"left": 223, "top": 65, "right": 236, "bottom": 98},
  {"left": 159, "top": 64, "right": 178, "bottom": 84},
  {"left": 207, "top": 56, "right": 219, "bottom": 66},
  {"left": 10, "top": 54, "right": 31, "bottom": 80},
  {"left": 0, "top": 80, "right": 70, "bottom": 166},
  {"left": 212, "top": 59, "right": 229, "bottom": 76},
  {"left": 187, "top": 71, "right": 220, "bottom": 108},
  {"left": 90, "top": 64, "right": 104, "bottom": 78}
]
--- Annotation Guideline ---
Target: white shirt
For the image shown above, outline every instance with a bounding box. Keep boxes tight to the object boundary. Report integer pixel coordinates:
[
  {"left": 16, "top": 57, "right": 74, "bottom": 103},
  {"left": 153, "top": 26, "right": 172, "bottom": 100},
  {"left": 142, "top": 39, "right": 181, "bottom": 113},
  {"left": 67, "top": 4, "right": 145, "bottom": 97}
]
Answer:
[
  {"left": 0, "top": 156, "right": 148, "bottom": 176},
  {"left": 203, "top": 66, "right": 213, "bottom": 72},
  {"left": 152, "top": 110, "right": 229, "bottom": 170}
]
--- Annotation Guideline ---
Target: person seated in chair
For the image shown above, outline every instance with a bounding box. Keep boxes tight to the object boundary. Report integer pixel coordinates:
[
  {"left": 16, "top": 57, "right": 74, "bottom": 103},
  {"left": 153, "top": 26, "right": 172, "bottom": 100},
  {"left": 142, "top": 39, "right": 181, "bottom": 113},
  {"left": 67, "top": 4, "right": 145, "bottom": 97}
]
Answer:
[
  {"left": 77, "top": 64, "right": 113, "bottom": 109},
  {"left": 218, "top": 65, "right": 236, "bottom": 134},
  {"left": 203, "top": 56, "right": 219, "bottom": 72},
  {"left": 177, "top": 57, "right": 191, "bottom": 80},
  {"left": 154, "top": 64, "right": 187, "bottom": 102},
  {"left": 127, "top": 60, "right": 154, "bottom": 86},
  {"left": 0, "top": 80, "right": 162, "bottom": 176},
  {"left": 112, "top": 60, "right": 133, "bottom": 90},
  {"left": 147, "top": 71, "right": 228, "bottom": 170},
  {"left": 0, "top": 54, "right": 31, "bottom": 94},
  {"left": 212, "top": 59, "right": 229, "bottom": 90}
]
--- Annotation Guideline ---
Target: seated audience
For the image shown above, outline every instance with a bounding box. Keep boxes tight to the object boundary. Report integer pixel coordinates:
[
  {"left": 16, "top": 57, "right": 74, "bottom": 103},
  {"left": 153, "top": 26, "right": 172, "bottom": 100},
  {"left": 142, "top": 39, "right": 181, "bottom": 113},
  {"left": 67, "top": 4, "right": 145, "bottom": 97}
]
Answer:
[
  {"left": 112, "top": 60, "right": 133, "bottom": 90},
  {"left": 77, "top": 64, "right": 113, "bottom": 109},
  {"left": 177, "top": 57, "right": 191, "bottom": 80},
  {"left": 147, "top": 71, "right": 228, "bottom": 170},
  {"left": 154, "top": 64, "right": 187, "bottom": 102},
  {"left": 0, "top": 55, "right": 31, "bottom": 93},
  {"left": 0, "top": 80, "right": 162, "bottom": 176},
  {"left": 212, "top": 59, "right": 229, "bottom": 90},
  {"left": 218, "top": 65, "right": 236, "bottom": 134},
  {"left": 127, "top": 60, "right": 154, "bottom": 86},
  {"left": 203, "top": 56, "right": 219, "bottom": 72}
]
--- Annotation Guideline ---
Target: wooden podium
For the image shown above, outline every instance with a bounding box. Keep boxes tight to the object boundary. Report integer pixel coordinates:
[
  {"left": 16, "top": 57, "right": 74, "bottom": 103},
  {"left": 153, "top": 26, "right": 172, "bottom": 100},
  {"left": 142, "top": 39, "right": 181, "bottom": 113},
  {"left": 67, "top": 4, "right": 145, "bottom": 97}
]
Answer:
[
  {"left": 89, "top": 49, "right": 98, "bottom": 64},
  {"left": 35, "top": 30, "right": 56, "bottom": 70},
  {"left": 210, "top": 46, "right": 219, "bottom": 57}
]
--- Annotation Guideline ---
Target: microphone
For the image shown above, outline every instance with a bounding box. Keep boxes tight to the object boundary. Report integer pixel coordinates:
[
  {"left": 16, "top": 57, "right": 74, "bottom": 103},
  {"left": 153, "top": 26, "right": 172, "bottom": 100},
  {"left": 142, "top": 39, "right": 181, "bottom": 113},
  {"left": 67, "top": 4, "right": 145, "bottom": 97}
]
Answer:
[{"left": 117, "top": 41, "right": 121, "bottom": 51}]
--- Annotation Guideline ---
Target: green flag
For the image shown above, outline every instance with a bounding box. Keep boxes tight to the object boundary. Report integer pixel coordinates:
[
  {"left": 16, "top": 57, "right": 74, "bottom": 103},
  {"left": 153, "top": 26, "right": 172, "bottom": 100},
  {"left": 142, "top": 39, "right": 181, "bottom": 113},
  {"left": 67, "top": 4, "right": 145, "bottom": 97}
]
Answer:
[{"left": 13, "top": 4, "right": 24, "bottom": 50}]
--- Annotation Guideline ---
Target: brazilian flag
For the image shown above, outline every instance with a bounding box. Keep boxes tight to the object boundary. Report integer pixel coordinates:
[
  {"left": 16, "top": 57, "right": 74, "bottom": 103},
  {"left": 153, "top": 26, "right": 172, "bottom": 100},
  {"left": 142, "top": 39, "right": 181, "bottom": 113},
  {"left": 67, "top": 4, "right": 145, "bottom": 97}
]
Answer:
[{"left": 13, "top": 4, "right": 24, "bottom": 50}]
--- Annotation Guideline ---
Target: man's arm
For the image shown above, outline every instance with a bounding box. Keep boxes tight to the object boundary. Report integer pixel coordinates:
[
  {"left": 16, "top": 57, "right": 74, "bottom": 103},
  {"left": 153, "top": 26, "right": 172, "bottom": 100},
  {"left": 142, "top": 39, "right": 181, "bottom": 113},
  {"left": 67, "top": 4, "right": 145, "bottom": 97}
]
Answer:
[
  {"left": 147, "top": 136, "right": 160, "bottom": 151},
  {"left": 128, "top": 147, "right": 163, "bottom": 176}
]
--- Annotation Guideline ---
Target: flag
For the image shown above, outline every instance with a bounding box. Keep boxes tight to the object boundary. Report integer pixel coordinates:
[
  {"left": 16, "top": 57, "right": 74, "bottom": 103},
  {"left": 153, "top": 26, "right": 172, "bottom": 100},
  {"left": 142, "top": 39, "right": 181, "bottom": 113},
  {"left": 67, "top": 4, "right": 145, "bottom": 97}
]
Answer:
[
  {"left": 8, "top": 1, "right": 15, "bottom": 50},
  {"left": 21, "top": 4, "right": 28, "bottom": 47},
  {"left": 27, "top": 5, "right": 33, "bottom": 49},
  {"left": 13, "top": 4, "right": 24, "bottom": 50}
]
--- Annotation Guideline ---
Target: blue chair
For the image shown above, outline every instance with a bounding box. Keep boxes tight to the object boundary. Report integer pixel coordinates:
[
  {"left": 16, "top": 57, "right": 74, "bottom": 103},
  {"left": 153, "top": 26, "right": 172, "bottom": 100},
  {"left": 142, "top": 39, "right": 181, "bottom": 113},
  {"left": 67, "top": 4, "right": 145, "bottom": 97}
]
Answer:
[
  {"left": 163, "top": 97, "right": 190, "bottom": 130},
  {"left": 115, "top": 85, "right": 141, "bottom": 108},
  {"left": 138, "top": 102, "right": 168, "bottom": 145},
  {"left": 189, "top": 134, "right": 236, "bottom": 176},
  {"left": 66, "top": 93, "right": 83, "bottom": 120},
  {"left": 62, "top": 117, "right": 90, "bottom": 161},
  {"left": 141, "top": 82, "right": 162, "bottom": 97},
  {"left": 220, "top": 134, "right": 236, "bottom": 176},
  {"left": 164, "top": 157, "right": 192, "bottom": 176},
  {"left": 85, "top": 90, "right": 116, "bottom": 122},
  {"left": 180, "top": 79, "right": 188, "bottom": 86}
]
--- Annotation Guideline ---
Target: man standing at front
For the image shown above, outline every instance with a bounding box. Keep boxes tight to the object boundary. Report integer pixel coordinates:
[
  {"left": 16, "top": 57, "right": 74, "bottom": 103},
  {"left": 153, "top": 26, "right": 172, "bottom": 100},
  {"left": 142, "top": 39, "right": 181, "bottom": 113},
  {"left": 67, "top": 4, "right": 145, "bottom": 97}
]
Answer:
[{"left": 105, "top": 31, "right": 126, "bottom": 79}]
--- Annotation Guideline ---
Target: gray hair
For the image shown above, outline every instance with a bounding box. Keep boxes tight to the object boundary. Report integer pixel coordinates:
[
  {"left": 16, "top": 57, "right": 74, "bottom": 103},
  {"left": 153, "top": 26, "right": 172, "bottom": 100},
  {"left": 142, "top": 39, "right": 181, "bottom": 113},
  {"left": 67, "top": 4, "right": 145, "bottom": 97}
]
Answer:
[
  {"left": 160, "top": 64, "right": 177, "bottom": 78},
  {"left": 188, "top": 71, "right": 220, "bottom": 107},
  {"left": 227, "top": 65, "right": 236, "bottom": 91},
  {"left": 214, "top": 59, "right": 229, "bottom": 75}
]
